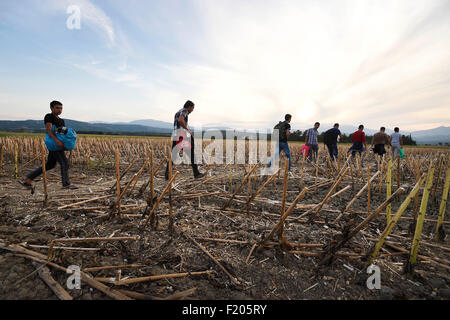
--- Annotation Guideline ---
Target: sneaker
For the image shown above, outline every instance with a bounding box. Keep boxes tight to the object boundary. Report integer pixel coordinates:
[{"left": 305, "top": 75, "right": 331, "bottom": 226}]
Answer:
[
  {"left": 63, "top": 184, "right": 78, "bottom": 190},
  {"left": 20, "top": 181, "right": 33, "bottom": 189},
  {"left": 194, "top": 173, "right": 205, "bottom": 179},
  {"left": 19, "top": 181, "right": 35, "bottom": 195}
]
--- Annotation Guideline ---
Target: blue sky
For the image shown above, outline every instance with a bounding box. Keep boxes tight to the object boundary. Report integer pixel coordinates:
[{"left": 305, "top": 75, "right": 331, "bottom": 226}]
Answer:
[{"left": 0, "top": 0, "right": 449, "bottom": 131}]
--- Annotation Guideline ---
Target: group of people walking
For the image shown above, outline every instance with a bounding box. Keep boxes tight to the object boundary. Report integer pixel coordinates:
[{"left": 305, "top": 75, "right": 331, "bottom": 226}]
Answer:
[
  {"left": 270, "top": 115, "right": 404, "bottom": 171},
  {"left": 22, "top": 100, "right": 406, "bottom": 189}
]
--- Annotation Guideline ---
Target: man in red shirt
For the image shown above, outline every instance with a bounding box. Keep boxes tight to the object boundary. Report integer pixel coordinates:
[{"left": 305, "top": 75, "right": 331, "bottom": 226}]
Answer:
[{"left": 347, "top": 124, "right": 367, "bottom": 167}]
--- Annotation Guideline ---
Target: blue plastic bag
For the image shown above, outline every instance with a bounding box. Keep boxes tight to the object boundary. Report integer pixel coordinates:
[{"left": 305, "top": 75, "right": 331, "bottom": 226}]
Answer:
[{"left": 45, "top": 126, "right": 77, "bottom": 151}]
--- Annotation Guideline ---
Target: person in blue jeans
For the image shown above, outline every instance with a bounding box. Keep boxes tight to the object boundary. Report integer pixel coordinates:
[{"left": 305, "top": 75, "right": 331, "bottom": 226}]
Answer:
[
  {"left": 269, "top": 114, "right": 292, "bottom": 171},
  {"left": 347, "top": 125, "right": 367, "bottom": 168}
]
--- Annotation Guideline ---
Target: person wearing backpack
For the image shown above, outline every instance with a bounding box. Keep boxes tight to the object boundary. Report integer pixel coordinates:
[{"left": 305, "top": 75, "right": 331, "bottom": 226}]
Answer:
[
  {"left": 268, "top": 114, "right": 292, "bottom": 171},
  {"left": 22, "top": 101, "right": 78, "bottom": 190},
  {"left": 323, "top": 123, "right": 342, "bottom": 161}
]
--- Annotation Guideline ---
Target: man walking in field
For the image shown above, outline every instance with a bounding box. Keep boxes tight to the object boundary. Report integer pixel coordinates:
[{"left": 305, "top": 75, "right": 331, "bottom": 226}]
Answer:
[
  {"left": 165, "top": 100, "right": 204, "bottom": 180},
  {"left": 390, "top": 127, "right": 403, "bottom": 158},
  {"left": 370, "top": 127, "right": 391, "bottom": 161},
  {"left": 323, "top": 123, "right": 342, "bottom": 162},
  {"left": 305, "top": 122, "right": 320, "bottom": 163},
  {"left": 22, "top": 101, "right": 77, "bottom": 190},
  {"left": 347, "top": 124, "right": 367, "bottom": 167},
  {"left": 268, "top": 114, "right": 292, "bottom": 171}
]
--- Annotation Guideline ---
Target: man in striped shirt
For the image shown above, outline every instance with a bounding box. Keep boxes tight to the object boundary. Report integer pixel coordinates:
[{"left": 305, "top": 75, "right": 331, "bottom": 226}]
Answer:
[
  {"left": 165, "top": 100, "right": 204, "bottom": 180},
  {"left": 305, "top": 122, "right": 320, "bottom": 162}
]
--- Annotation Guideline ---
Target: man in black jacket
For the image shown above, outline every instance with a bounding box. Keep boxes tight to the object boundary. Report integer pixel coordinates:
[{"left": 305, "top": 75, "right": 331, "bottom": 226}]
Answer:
[{"left": 323, "top": 123, "right": 342, "bottom": 161}]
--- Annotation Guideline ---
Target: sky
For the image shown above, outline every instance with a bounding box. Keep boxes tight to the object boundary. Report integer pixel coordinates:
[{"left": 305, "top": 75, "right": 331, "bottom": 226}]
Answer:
[{"left": 0, "top": 0, "right": 449, "bottom": 131}]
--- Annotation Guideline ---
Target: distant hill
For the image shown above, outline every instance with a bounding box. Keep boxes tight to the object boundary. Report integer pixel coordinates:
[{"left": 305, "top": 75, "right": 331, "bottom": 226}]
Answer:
[
  {"left": 0, "top": 118, "right": 448, "bottom": 144},
  {"left": 410, "top": 126, "right": 450, "bottom": 145},
  {"left": 93, "top": 119, "right": 232, "bottom": 131},
  {"left": 129, "top": 119, "right": 173, "bottom": 129},
  {"left": 0, "top": 119, "right": 172, "bottom": 136}
]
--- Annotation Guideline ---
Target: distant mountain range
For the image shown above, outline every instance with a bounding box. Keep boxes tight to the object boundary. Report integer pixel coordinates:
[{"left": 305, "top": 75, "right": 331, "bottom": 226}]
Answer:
[
  {"left": 407, "top": 126, "right": 450, "bottom": 145},
  {"left": 0, "top": 119, "right": 172, "bottom": 136},
  {"left": 0, "top": 118, "right": 448, "bottom": 145}
]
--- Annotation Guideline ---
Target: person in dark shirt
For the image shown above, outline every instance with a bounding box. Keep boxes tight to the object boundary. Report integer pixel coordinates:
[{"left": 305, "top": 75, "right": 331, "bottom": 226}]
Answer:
[
  {"left": 22, "top": 101, "right": 77, "bottom": 189},
  {"left": 347, "top": 124, "right": 367, "bottom": 167},
  {"left": 268, "top": 114, "right": 292, "bottom": 171},
  {"left": 323, "top": 123, "right": 342, "bottom": 161},
  {"left": 165, "top": 100, "right": 204, "bottom": 180}
]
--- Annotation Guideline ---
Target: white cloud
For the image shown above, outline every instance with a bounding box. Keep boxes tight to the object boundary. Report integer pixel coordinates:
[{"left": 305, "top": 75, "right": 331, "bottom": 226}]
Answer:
[
  {"left": 4, "top": 0, "right": 449, "bottom": 131},
  {"left": 140, "top": 0, "right": 450, "bottom": 130},
  {"left": 45, "top": 0, "right": 115, "bottom": 46}
]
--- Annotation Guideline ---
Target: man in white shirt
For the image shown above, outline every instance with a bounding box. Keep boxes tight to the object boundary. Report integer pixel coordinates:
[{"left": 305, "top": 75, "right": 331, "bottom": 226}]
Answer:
[{"left": 390, "top": 127, "right": 403, "bottom": 157}]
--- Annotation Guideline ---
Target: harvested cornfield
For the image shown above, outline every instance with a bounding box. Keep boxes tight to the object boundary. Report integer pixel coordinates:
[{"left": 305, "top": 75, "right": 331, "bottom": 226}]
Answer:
[{"left": 0, "top": 135, "right": 449, "bottom": 300}]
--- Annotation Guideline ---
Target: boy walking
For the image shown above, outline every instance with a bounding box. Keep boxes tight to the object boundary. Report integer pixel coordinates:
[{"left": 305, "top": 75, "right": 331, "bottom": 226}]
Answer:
[
  {"left": 23, "top": 101, "right": 77, "bottom": 189},
  {"left": 165, "top": 100, "right": 204, "bottom": 180}
]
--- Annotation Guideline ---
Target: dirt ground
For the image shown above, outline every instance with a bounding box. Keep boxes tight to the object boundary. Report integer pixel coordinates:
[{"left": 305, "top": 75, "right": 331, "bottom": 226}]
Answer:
[{"left": 0, "top": 157, "right": 449, "bottom": 300}]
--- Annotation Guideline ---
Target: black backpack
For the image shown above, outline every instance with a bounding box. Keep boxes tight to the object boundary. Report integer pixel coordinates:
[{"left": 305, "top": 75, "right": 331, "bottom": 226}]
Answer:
[
  {"left": 324, "top": 129, "right": 334, "bottom": 145},
  {"left": 274, "top": 121, "right": 287, "bottom": 141}
]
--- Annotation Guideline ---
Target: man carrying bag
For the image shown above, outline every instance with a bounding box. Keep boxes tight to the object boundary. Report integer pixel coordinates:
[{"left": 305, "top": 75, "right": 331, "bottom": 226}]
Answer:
[{"left": 22, "top": 101, "right": 78, "bottom": 190}]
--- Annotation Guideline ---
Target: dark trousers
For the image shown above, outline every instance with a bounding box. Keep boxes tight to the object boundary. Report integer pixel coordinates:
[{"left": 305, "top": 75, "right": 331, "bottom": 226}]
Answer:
[
  {"left": 373, "top": 144, "right": 386, "bottom": 157},
  {"left": 27, "top": 150, "right": 70, "bottom": 186},
  {"left": 165, "top": 135, "right": 200, "bottom": 178},
  {"left": 326, "top": 143, "right": 338, "bottom": 161},
  {"left": 348, "top": 142, "right": 365, "bottom": 167},
  {"left": 308, "top": 144, "right": 318, "bottom": 162}
]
